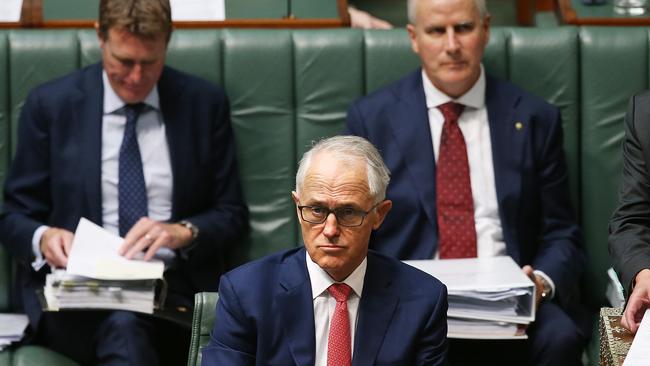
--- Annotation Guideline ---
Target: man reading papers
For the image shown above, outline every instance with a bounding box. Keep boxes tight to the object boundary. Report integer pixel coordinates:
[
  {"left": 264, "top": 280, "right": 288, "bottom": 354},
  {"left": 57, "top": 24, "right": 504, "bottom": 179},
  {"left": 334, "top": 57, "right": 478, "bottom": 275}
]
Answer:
[
  {"left": 202, "top": 136, "right": 449, "bottom": 365},
  {"left": 0, "top": 0, "right": 247, "bottom": 364}
]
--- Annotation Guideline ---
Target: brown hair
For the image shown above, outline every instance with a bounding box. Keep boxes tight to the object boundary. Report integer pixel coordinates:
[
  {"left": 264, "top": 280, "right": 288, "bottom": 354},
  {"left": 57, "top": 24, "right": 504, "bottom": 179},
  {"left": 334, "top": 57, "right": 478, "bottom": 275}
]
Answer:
[{"left": 98, "top": 0, "right": 172, "bottom": 42}]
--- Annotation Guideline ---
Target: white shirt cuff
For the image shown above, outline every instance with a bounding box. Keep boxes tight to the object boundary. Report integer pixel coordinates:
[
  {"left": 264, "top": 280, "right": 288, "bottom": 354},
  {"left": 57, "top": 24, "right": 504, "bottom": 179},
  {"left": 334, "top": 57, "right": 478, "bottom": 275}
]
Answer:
[
  {"left": 31, "top": 225, "right": 49, "bottom": 271},
  {"left": 533, "top": 269, "right": 556, "bottom": 300}
]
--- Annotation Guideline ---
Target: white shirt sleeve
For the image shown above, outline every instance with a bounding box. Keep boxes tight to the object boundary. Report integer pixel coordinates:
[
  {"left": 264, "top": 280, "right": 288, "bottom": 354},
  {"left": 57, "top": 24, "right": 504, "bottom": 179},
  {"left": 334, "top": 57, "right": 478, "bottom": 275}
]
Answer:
[
  {"left": 533, "top": 269, "right": 556, "bottom": 299},
  {"left": 30, "top": 225, "right": 50, "bottom": 271}
]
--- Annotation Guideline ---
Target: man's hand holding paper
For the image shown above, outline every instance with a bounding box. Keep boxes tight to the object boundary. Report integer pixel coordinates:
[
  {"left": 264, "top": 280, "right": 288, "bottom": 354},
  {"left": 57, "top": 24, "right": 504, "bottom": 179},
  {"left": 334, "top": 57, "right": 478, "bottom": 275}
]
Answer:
[
  {"left": 40, "top": 227, "right": 74, "bottom": 268},
  {"left": 522, "top": 265, "right": 545, "bottom": 310},
  {"left": 118, "top": 217, "right": 193, "bottom": 261}
]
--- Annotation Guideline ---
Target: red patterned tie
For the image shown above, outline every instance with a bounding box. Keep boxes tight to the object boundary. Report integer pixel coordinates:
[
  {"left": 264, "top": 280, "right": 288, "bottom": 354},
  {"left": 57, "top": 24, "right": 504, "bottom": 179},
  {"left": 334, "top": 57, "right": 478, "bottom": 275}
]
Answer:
[
  {"left": 436, "top": 102, "right": 477, "bottom": 259},
  {"left": 327, "top": 283, "right": 353, "bottom": 366}
]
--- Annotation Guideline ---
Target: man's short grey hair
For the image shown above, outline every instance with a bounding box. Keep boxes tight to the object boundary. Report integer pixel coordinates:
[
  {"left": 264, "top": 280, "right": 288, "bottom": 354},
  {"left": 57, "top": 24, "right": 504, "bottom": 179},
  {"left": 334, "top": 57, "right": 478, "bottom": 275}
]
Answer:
[
  {"left": 407, "top": 0, "right": 489, "bottom": 24},
  {"left": 295, "top": 136, "right": 391, "bottom": 203}
]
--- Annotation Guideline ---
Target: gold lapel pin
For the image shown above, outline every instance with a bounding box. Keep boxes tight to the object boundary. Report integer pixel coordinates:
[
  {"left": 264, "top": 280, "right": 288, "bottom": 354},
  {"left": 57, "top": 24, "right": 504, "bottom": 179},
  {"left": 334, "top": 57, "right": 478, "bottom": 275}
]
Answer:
[{"left": 515, "top": 122, "right": 523, "bottom": 130}]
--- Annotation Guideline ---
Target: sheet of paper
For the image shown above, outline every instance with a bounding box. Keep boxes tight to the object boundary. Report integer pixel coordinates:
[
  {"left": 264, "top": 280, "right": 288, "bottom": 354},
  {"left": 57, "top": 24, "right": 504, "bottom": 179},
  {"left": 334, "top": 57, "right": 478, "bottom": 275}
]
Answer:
[
  {"left": 170, "top": 0, "right": 225, "bottom": 21},
  {"left": 623, "top": 309, "right": 650, "bottom": 365},
  {"left": 67, "top": 218, "right": 164, "bottom": 280},
  {"left": 404, "top": 256, "right": 535, "bottom": 324},
  {"left": 0, "top": 313, "right": 28, "bottom": 337},
  {"left": 405, "top": 256, "right": 533, "bottom": 291},
  {"left": 0, "top": 0, "right": 22, "bottom": 22}
]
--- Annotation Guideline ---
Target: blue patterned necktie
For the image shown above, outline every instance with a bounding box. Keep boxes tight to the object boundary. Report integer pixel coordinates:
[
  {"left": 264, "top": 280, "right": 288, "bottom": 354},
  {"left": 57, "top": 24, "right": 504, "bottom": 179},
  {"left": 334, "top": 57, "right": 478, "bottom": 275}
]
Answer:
[{"left": 118, "top": 103, "right": 148, "bottom": 237}]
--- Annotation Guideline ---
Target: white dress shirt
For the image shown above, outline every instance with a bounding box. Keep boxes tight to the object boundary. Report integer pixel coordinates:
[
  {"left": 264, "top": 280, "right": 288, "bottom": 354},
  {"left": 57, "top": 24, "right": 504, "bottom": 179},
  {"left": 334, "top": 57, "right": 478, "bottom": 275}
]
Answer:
[
  {"left": 422, "top": 67, "right": 555, "bottom": 297},
  {"left": 31, "top": 72, "right": 175, "bottom": 269},
  {"left": 100, "top": 71, "right": 173, "bottom": 237},
  {"left": 306, "top": 251, "right": 366, "bottom": 366}
]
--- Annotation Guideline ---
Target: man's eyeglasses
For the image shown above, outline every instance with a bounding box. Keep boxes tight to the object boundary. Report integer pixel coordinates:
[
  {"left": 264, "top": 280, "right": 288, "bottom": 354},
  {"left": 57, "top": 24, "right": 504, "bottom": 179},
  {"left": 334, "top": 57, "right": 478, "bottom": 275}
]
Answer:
[{"left": 297, "top": 203, "right": 381, "bottom": 227}]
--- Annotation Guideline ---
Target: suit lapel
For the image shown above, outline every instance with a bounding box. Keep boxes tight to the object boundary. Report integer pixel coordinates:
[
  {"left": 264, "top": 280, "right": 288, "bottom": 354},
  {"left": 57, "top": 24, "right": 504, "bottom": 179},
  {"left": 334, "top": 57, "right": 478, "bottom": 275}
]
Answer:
[
  {"left": 352, "top": 254, "right": 398, "bottom": 366},
  {"left": 157, "top": 67, "right": 187, "bottom": 220},
  {"left": 277, "top": 249, "right": 316, "bottom": 366},
  {"left": 387, "top": 71, "right": 438, "bottom": 234},
  {"left": 75, "top": 64, "right": 104, "bottom": 225},
  {"left": 486, "top": 76, "right": 525, "bottom": 262}
]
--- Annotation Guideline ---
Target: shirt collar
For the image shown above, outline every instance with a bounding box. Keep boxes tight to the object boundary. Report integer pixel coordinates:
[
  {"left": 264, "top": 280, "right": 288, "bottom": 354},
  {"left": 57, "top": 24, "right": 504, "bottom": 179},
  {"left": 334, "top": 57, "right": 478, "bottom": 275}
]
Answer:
[
  {"left": 102, "top": 70, "right": 160, "bottom": 115},
  {"left": 422, "top": 64, "right": 486, "bottom": 110},
  {"left": 306, "top": 250, "right": 366, "bottom": 300}
]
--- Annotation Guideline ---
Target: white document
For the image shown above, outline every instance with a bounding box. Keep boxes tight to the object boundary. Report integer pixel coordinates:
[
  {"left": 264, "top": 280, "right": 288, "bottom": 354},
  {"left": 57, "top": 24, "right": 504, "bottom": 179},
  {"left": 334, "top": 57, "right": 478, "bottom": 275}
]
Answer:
[
  {"left": 404, "top": 256, "right": 535, "bottom": 324},
  {"left": 0, "top": 0, "right": 22, "bottom": 22},
  {"left": 0, "top": 313, "right": 28, "bottom": 338},
  {"left": 67, "top": 218, "right": 164, "bottom": 280},
  {"left": 170, "top": 0, "right": 225, "bottom": 21},
  {"left": 623, "top": 309, "right": 650, "bottom": 366}
]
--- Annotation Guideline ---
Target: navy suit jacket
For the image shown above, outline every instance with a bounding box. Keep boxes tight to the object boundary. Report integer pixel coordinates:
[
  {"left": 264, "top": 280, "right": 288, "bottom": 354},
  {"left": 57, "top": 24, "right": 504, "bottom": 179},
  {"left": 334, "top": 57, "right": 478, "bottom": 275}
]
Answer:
[
  {"left": 0, "top": 63, "right": 248, "bottom": 327},
  {"left": 345, "top": 70, "right": 584, "bottom": 309},
  {"left": 201, "top": 247, "right": 448, "bottom": 366}
]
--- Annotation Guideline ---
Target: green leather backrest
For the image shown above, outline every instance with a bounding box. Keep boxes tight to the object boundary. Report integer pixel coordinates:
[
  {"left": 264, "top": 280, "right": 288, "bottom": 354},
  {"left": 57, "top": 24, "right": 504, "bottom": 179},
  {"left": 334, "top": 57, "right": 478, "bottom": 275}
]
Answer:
[
  {"left": 579, "top": 27, "right": 648, "bottom": 303},
  {"left": 225, "top": 0, "right": 287, "bottom": 19},
  {"left": 187, "top": 292, "right": 219, "bottom": 366},
  {"left": 43, "top": 0, "right": 99, "bottom": 20},
  {"left": 0, "top": 27, "right": 637, "bottom": 309},
  {"left": 9, "top": 30, "right": 81, "bottom": 159}
]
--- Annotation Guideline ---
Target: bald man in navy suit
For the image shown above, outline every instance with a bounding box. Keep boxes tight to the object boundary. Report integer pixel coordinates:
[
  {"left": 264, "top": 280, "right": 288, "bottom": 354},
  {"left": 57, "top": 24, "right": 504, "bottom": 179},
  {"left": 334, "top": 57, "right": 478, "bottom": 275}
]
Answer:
[{"left": 202, "top": 136, "right": 448, "bottom": 365}]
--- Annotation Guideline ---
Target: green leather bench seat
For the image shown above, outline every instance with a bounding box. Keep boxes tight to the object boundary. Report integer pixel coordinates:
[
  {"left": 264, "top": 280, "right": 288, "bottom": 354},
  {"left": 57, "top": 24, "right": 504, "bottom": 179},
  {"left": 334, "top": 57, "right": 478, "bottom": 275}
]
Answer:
[{"left": 0, "top": 27, "right": 642, "bottom": 365}]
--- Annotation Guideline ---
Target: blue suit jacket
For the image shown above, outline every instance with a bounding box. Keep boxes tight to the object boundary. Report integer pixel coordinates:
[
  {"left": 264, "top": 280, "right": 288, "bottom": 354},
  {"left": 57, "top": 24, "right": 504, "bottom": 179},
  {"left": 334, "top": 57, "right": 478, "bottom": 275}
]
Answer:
[
  {"left": 0, "top": 63, "right": 248, "bottom": 327},
  {"left": 201, "top": 247, "right": 448, "bottom": 366},
  {"left": 345, "top": 70, "right": 584, "bottom": 309}
]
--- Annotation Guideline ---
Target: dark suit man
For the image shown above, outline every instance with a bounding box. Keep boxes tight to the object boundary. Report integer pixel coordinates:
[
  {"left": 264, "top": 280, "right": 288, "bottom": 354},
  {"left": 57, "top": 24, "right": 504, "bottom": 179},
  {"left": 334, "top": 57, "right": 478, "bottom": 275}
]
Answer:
[
  {"left": 202, "top": 136, "right": 448, "bottom": 365},
  {"left": 610, "top": 92, "right": 650, "bottom": 334},
  {"left": 0, "top": 0, "right": 247, "bottom": 364},
  {"left": 345, "top": 0, "right": 585, "bottom": 364}
]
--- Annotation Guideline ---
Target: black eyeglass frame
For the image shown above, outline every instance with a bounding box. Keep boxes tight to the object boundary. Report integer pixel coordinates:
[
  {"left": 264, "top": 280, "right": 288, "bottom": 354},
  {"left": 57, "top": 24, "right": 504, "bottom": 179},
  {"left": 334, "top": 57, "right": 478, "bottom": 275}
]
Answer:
[{"left": 297, "top": 202, "right": 382, "bottom": 227}]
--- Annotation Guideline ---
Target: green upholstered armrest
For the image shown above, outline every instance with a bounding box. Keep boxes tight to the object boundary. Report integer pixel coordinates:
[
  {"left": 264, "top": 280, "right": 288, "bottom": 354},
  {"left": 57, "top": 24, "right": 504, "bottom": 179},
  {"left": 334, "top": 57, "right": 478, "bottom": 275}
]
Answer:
[
  {"left": 187, "top": 292, "right": 219, "bottom": 366},
  {"left": 11, "top": 346, "right": 78, "bottom": 366}
]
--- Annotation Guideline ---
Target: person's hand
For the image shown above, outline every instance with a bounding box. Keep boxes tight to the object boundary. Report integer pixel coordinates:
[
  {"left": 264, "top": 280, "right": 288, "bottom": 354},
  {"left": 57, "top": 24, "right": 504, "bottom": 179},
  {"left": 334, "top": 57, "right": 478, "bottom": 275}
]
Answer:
[
  {"left": 522, "top": 265, "right": 544, "bottom": 310},
  {"left": 118, "top": 217, "right": 193, "bottom": 261},
  {"left": 348, "top": 6, "right": 393, "bottom": 30},
  {"left": 40, "top": 227, "right": 74, "bottom": 268},
  {"left": 622, "top": 269, "right": 650, "bottom": 334}
]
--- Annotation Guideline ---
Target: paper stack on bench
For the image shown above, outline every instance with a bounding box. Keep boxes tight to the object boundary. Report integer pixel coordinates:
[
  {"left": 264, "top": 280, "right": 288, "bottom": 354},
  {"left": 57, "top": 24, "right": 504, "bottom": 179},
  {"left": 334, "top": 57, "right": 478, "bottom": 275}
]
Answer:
[
  {"left": 43, "top": 218, "right": 165, "bottom": 314},
  {"left": 0, "top": 313, "right": 28, "bottom": 351},
  {"left": 404, "top": 256, "right": 535, "bottom": 339}
]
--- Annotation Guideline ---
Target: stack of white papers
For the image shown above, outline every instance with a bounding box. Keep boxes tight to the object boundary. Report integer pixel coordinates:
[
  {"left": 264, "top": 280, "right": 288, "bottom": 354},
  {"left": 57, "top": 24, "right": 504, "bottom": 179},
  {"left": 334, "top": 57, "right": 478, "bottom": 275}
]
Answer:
[
  {"left": 405, "top": 256, "right": 535, "bottom": 339},
  {"left": 447, "top": 318, "right": 526, "bottom": 339},
  {"left": 43, "top": 218, "right": 165, "bottom": 314},
  {"left": 0, "top": 313, "right": 28, "bottom": 351},
  {"left": 44, "top": 270, "right": 158, "bottom": 314}
]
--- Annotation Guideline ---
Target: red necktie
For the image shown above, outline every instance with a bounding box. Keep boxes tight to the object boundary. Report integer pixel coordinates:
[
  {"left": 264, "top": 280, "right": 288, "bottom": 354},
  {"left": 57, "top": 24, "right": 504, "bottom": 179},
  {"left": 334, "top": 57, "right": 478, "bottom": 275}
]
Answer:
[
  {"left": 327, "top": 283, "right": 353, "bottom": 366},
  {"left": 436, "top": 102, "right": 477, "bottom": 259}
]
